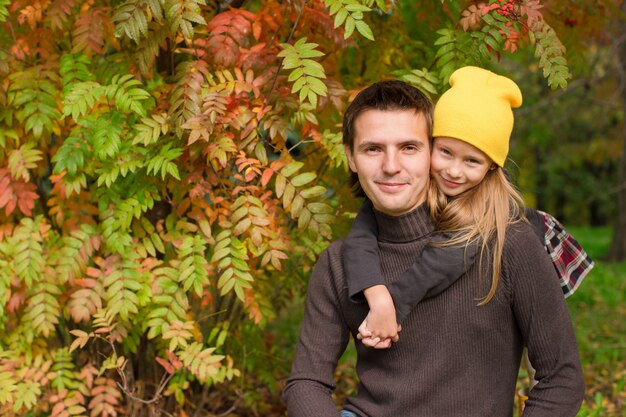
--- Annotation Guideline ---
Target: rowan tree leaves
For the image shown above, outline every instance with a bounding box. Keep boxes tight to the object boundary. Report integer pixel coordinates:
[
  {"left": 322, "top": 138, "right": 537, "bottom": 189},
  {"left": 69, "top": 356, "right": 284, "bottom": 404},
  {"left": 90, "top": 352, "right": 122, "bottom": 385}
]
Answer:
[
  {"left": 325, "top": 0, "right": 375, "bottom": 40},
  {"left": 8, "top": 66, "right": 62, "bottom": 139},
  {"left": 48, "top": 389, "right": 89, "bottom": 417},
  {"left": 0, "top": 0, "right": 10, "bottom": 23},
  {"left": 0, "top": 169, "right": 40, "bottom": 216},
  {"left": 88, "top": 376, "right": 121, "bottom": 417},
  {"left": 279, "top": 38, "right": 328, "bottom": 108},
  {"left": 73, "top": 6, "right": 112, "bottom": 55}
]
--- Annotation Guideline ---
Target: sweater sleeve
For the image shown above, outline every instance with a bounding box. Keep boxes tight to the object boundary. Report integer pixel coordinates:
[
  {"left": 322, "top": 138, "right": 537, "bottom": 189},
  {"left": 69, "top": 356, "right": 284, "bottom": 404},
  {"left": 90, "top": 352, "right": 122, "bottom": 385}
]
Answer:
[
  {"left": 283, "top": 248, "right": 349, "bottom": 417},
  {"left": 387, "top": 235, "right": 478, "bottom": 323},
  {"left": 504, "top": 226, "right": 584, "bottom": 417},
  {"left": 342, "top": 199, "right": 382, "bottom": 302}
]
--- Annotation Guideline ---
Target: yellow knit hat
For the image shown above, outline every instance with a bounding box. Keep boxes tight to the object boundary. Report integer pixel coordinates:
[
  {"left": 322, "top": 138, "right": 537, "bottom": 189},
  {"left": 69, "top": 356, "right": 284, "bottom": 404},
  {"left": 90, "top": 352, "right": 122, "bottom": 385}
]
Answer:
[{"left": 432, "top": 66, "right": 522, "bottom": 167}]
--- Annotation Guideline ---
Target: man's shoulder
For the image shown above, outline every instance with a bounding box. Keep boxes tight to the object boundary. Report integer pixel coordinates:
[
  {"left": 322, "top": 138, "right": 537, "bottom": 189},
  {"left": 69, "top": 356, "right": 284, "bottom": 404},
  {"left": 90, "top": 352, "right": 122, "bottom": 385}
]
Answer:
[
  {"left": 506, "top": 220, "right": 541, "bottom": 244},
  {"left": 316, "top": 238, "right": 346, "bottom": 269},
  {"left": 309, "top": 238, "right": 348, "bottom": 292},
  {"left": 503, "top": 220, "right": 548, "bottom": 262},
  {"left": 325, "top": 237, "right": 345, "bottom": 254}
]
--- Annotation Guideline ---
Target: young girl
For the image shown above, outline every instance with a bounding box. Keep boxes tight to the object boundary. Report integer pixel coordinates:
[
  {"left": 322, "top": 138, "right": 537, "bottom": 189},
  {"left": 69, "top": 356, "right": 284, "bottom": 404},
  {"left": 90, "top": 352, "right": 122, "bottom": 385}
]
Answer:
[{"left": 341, "top": 66, "right": 594, "bottom": 351}]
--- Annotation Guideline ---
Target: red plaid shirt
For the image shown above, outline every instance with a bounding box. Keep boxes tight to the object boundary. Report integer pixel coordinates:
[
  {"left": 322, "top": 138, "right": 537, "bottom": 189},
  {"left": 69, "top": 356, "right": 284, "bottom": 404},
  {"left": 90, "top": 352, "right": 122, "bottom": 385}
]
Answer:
[{"left": 539, "top": 210, "right": 594, "bottom": 298}]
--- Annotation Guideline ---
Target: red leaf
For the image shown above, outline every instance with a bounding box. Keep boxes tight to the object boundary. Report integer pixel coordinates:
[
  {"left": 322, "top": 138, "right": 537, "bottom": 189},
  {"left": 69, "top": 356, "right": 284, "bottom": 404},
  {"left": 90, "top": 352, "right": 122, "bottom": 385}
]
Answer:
[
  {"left": 0, "top": 169, "right": 40, "bottom": 216},
  {"left": 261, "top": 168, "right": 274, "bottom": 187},
  {"left": 156, "top": 357, "right": 175, "bottom": 374},
  {"left": 166, "top": 350, "right": 183, "bottom": 370},
  {"left": 244, "top": 288, "right": 262, "bottom": 325}
]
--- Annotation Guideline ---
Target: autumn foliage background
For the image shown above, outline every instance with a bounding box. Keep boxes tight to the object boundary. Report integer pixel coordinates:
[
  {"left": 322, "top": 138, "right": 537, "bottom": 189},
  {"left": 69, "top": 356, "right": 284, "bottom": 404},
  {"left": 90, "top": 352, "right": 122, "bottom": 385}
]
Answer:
[{"left": 0, "top": 0, "right": 624, "bottom": 416}]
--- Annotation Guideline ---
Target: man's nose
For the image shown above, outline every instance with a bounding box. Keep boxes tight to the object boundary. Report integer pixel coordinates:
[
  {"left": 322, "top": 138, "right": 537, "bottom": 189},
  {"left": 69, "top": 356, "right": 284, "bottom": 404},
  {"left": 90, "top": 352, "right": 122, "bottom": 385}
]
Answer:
[{"left": 382, "top": 151, "right": 401, "bottom": 174}]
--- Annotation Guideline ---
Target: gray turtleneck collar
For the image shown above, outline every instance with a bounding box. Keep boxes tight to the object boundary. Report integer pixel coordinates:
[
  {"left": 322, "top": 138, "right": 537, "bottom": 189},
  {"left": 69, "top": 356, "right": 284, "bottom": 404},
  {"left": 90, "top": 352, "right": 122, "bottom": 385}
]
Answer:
[{"left": 373, "top": 202, "right": 435, "bottom": 243}]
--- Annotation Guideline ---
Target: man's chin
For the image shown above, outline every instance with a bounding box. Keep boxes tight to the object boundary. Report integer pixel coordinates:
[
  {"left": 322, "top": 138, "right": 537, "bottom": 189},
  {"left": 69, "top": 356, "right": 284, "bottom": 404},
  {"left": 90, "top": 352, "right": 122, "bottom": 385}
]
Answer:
[{"left": 371, "top": 200, "right": 417, "bottom": 216}]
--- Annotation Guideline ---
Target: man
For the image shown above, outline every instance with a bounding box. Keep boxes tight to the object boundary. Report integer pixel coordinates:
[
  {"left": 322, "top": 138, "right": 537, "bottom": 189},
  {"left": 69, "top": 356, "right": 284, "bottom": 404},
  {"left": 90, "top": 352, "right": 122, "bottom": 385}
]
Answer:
[{"left": 283, "top": 80, "right": 584, "bottom": 416}]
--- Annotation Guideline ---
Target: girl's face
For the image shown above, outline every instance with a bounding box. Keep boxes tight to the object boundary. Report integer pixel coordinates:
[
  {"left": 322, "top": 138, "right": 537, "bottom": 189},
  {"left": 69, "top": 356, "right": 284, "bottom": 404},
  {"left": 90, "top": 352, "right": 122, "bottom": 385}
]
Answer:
[{"left": 430, "top": 137, "right": 494, "bottom": 197}]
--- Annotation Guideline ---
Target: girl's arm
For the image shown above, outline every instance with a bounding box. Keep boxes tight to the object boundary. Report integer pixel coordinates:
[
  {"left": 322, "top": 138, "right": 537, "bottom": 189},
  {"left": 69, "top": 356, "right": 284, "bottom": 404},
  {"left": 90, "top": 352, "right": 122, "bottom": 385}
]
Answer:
[
  {"left": 387, "top": 236, "right": 478, "bottom": 323},
  {"left": 342, "top": 199, "right": 382, "bottom": 302},
  {"left": 342, "top": 201, "right": 478, "bottom": 341},
  {"left": 342, "top": 200, "right": 398, "bottom": 345}
]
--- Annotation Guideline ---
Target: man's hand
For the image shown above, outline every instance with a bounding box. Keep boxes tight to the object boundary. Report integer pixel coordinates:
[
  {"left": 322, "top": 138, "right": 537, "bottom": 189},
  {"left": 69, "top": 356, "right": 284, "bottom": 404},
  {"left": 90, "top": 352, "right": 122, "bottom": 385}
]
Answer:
[{"left": 357, "top": 285, "right": 401, "bottom": 348}]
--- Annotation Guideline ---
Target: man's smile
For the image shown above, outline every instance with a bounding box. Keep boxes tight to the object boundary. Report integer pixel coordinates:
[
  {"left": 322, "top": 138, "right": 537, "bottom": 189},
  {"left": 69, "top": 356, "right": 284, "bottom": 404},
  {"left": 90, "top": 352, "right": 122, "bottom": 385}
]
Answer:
[{"left": 375, "top": 181, "right": 409, "bottom": 193}]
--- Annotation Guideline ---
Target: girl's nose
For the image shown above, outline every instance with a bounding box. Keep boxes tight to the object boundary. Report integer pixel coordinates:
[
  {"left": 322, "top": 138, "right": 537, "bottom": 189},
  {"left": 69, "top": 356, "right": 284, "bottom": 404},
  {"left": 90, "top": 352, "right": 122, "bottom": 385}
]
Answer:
[{"left": 446, "top": 162, "right": 461, "bottom": 178}]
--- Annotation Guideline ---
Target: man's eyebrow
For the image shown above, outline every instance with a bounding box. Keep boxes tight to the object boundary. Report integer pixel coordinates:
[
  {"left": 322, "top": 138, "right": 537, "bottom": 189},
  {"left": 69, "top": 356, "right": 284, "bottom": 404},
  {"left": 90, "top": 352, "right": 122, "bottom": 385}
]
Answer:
[
  {"left": 397, "top": 139, "right": 426, "bottom": 149},
  {"left": 402, "top": 139, "right": 425, "bottom": 147},
  {"left": 358, "top": 139, "right": 425, "bottom": 149},
  {"left": 357, "top": 140, "right": 381, "bottom": 148}
]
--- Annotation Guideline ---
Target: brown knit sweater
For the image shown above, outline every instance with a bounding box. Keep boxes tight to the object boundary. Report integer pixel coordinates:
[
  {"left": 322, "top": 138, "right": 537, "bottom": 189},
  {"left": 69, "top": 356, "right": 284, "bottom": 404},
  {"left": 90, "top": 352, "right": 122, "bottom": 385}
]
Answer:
[{"left": 283, "top": 203, "right": 584, "bottom": 417}]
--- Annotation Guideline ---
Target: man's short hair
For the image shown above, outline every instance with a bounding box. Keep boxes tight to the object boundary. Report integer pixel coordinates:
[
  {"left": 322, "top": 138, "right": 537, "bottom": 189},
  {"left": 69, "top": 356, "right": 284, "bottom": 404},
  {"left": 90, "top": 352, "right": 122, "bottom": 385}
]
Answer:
[
  {"left": 342, "top": 80, "right": 434, "bottom": 152},
  {"left": 342, "top": 80, "right": 434, "bottom": 195}
]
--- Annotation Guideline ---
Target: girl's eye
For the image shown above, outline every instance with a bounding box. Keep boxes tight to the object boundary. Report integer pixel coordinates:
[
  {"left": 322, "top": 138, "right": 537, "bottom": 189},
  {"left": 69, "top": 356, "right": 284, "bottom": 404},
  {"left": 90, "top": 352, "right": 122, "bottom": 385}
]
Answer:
[{"left": 466, "top": 158, "right": 483, "bottom": 166}]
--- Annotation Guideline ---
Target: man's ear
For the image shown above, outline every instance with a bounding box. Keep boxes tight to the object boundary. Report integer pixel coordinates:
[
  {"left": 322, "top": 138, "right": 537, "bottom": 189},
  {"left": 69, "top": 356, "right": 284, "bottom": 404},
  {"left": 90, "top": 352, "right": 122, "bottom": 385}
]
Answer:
[{"left": 345, "top": 145, "right": 357, "bottom": 173}]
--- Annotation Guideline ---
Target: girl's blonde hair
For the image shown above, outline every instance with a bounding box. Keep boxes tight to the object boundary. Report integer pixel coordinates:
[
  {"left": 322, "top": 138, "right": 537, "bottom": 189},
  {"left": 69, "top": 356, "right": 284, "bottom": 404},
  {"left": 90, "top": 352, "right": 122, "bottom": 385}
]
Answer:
[{"left": 428, "top": 168, "right": 526, "bottom": 305}]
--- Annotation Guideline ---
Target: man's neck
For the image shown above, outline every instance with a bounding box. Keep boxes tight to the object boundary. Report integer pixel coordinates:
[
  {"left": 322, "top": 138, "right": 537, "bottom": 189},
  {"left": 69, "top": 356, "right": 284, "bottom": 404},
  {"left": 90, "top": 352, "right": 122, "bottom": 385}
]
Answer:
[{"left": 374, "top": 203, "right": 434, "bottom": 243}]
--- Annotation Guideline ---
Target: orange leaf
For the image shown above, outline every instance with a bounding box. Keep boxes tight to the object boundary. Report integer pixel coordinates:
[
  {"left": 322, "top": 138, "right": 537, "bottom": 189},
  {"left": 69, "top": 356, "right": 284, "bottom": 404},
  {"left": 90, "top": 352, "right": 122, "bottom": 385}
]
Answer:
[
  {"left": 260, "top": 168, "right": 273, "bottom": 187},
  {"left": 244, "top": 288, "right": 262, "bottom": 324},
  {"left": 156, "top": 357, "right": 175, "bottom": 374}
]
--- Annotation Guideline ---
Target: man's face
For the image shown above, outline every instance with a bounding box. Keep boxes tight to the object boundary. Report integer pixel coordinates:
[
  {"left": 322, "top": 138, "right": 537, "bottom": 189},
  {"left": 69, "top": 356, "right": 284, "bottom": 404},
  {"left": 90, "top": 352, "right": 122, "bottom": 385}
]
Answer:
[{"left": 345, "top": 109, "right": 431, "bottom": 216}]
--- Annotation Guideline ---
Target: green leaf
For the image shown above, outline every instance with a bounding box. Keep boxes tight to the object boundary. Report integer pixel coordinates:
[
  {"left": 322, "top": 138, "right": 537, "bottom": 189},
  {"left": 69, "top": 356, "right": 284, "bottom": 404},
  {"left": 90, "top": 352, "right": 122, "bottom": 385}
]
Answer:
[
  {"left": 483, "top": 33, "right": 501, "bottom": 51},
  {"left": 334, "top": 7, "right": 349, "bottom": 28},
  {"left": 281, "top": 161, "right": 304, "bottom": 177},
  {"left": 291, "top": 172, "right": 316, "bottom": 187},
  {"left": 0, "top": 371, "right": 18, "bottom": 405},
  {"left": 302, "top": 60, "right": 326, "bottom": 79},
  {"left": 355, "top": 20, "right": 375, "bottom": 41},
  {"left": 292, "top": 76, "right": 308, "bottom": 94},
  {"left": 288, "top": 67, "right": 304, "bottom": 82},
  {"left": 62, "top": 81, "right": 103, "bottom": 121},
  {"left": 0, "top": 0, "right": 10, "bottom": 22},
  {"left": 481, "top": 12, "right": 497, "bottom": 26},
  {"left": 344, "top": 16, "right": 356, "bottom": 38},
  {"left": 13, "top": 382, "right": 40, "bottom": 412}
]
